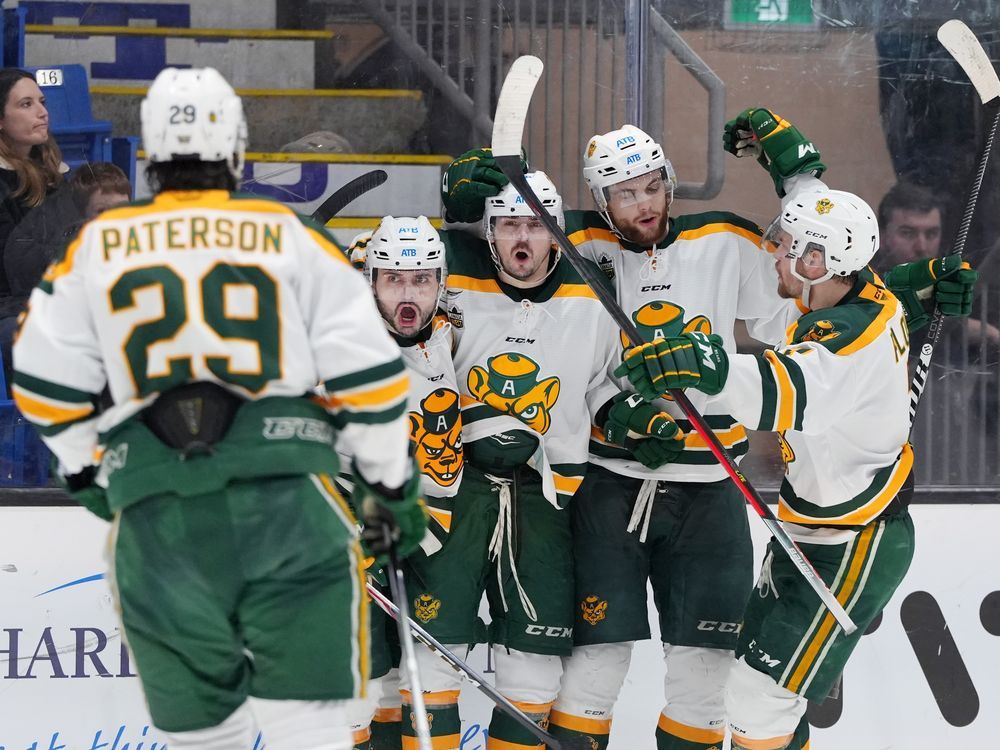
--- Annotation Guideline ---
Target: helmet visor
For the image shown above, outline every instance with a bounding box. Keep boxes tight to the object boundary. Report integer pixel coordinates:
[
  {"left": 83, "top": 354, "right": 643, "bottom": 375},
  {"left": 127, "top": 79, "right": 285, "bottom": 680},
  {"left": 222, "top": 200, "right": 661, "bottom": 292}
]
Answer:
[
  {"left": 603, "top": 167, "right": 672, "bottom": 211},
  {"left": 492, "top": 216, "right": 555, "bottom": 242},
  {"left": 761, "top": 216, "right": 827, "bottom": 265}
]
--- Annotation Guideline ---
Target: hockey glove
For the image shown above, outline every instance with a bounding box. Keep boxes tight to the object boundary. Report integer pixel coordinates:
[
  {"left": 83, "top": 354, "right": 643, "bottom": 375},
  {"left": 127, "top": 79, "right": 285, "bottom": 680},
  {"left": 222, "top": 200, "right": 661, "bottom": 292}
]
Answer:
[
  {"left": 440, "top": 147, "right": 527, "bottom": 223},
  {"left": 724, "top": 107, "right": 826, "bottom": 196},
  {"left": 54, "top": 462, "right": 113, "bottom": 521},
  {"left": 355, "top": 461, "right": 428, "bottom": 560},
  {"left": 883, "top": 254, "right": 978, "bottom": 332},
  {"left": 615, "top": 332, "right": 729, "bottom": 401},
  {"left": 603, "top": 391, "right": 685, "bottom": 469}
]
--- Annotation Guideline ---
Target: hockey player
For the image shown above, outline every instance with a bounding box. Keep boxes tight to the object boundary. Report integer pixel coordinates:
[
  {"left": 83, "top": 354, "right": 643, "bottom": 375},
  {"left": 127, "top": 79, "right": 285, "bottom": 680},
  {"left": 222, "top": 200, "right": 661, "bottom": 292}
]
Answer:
[
  {"left": 616, "top": 188, "right": 915, "bottom": 750},
  {"left": 12, "top": 67, "right": 424, "bottom": 750},
  {"left": 342, "top": 215, "right": 461, "bottom": 750},
  {"left": 393, "top": 170, "right": 685, "bottom": 750},
  {"left": 441, "top": 111, "right": 976, "bottom": 749}
]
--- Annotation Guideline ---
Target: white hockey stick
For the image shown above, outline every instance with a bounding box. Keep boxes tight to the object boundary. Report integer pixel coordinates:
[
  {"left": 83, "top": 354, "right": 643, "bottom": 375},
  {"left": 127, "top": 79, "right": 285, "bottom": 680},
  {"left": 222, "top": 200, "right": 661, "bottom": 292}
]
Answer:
[
  {"left": 491, "top": 55, "right": 858, "bottom": 634},
  {"left": 367, "top": 584, "right": 567, "bottom": 750},
  {"left": 909, "top": 20, "right": 1000, "bottom": 425},
  {"left": 383, "top": 542, "right": 432, "bottom": 750}
]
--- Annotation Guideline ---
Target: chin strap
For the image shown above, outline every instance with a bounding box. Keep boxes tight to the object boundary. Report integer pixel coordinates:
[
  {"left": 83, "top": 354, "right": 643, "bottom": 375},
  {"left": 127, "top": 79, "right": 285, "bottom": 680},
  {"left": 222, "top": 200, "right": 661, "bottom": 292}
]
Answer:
[{"left": 788, "top": 256, "right": 834, "bottom": 309}]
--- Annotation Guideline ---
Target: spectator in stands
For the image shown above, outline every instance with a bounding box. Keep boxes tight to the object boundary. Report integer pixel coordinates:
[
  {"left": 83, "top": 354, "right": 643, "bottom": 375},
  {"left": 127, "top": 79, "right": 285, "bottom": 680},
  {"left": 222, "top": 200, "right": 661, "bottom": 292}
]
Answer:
[
  {"left": 0, "top": 68, "right": 68, "bottom": 390},
  {"left": 4, "top": 162, "right": 131, "bottom": 305},
  {"left": 876, "top": 181, "right": 944, "bottom": 266}
]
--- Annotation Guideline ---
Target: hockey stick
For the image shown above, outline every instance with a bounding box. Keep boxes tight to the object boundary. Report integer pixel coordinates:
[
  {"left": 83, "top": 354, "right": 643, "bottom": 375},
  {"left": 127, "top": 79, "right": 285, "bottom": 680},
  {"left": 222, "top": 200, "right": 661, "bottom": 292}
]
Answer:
[
  {"left": 383, "top": 541, "right": 433, "bottom": 750},
  {"left": 492, "top": 56, "right": 857, "bottom": 634},
  {"left": 909, "top": 20, "right": 1000, "bottom": 425},
  {"left": 366, "top": 584, "right": 566, "bottom": 750},
  {"left": 310, "top": 169, "right": 388, "bottom": 224}
]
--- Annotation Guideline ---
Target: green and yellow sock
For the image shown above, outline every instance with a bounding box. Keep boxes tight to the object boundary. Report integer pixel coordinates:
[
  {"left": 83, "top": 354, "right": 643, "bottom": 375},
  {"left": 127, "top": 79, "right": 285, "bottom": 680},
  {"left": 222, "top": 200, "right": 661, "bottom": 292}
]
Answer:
[
  {"left": 401, "top": 690, "right": 462, "bottom": 750},
  {"left": 370, "top": 707, "right": 402, "bottom": 750},
  {"left": 548, "top": 708, "right": 612, "bottom": 750},
  {"left": 655, "top": 713, "right": 725, "bottom": 750},
  {"left": 487, "top": 701, "right": 552, "bottom": 749}
]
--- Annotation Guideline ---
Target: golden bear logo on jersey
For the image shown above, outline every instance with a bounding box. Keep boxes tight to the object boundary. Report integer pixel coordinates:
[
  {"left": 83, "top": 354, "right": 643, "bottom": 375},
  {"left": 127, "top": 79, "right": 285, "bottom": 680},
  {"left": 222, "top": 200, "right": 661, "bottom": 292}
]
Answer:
[
  {"left": 815, "top": 197, "right": 834, "bottom": 215},
  {"left": 468, "top": 353, "right": 560, "bottom": 434},
  {"left": 800, "top": 319, "right": 840, "bottom": 343},
  {"left": 581, "top": 595, "right": 609, "bottom": 626},
  {"left": 414, "top": 593, "right": 442, "bottom": 623},
  {"left": 409, "top": 388, "right": 463, "bottom": 487},
  {"left": 777, "top": 431, "right": 795, "bottom": 470},
  {"left": 618, "top": 301, "right": 713, "bottom": 351}
]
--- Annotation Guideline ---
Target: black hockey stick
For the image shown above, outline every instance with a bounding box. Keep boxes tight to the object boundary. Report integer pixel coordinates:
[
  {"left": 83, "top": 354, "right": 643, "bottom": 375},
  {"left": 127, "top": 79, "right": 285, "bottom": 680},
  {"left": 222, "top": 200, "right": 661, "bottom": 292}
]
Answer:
[
  {"left": 492, "top": 56, "right": 857, "bottom": 634},
  {"left": 367, "top": 584, "right": 566, "bottom": 750},
  {"left": 909, "top": 20, "right": 1000, "bottom": 426},
  {"left": 383, "top": 540, "right": 433, "bottom": 750},
  {"left": 310, "top": 169, "right": 388, "bottom": 224}
]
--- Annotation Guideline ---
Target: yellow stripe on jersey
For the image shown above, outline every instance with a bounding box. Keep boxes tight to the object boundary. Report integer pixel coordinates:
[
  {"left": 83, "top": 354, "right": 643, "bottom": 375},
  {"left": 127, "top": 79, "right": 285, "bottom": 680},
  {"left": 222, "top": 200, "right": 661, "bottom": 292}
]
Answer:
[
  {"left": 778, "top": 443, "right": 913, "bottom": 526},
  {"left": 658, "top": 714, "right": 725, "bottom": 744},
  {"left": 321, "top": 373, "right": 409, "bottom": 411},
  {"left": 785, "top": 523, "right": 878, "bottom": 694},
  {"left": 684, "top": 424, "right": 747, "bottom": 449},
  {"left": 551, "top": 283, "right": 599, "bottom": 300},
  {"left": 554, "top": 473, "right": 584, "bottom": 495},
  {"left": 676, "top": 222, "right": 761, "bottom": 246},
  {"left": 42, "top": 233, "right": 84, "bottom": 284},
  {"left": 427, "top": 506, "right": 453, "bottom": 532},
  {"left": 13, "top": 388, "right": 95, "bottom": 425},
  {"left": 763, "top": 350, "right": 797, "bottom": 431},
  {"left": 836, "top": 283, "right": 899, "bottom": 356},
  {"left": 567, "top": 226, "right": 618, "bottom": 246},
  {"left": 447, "top": 274, "right": 503, "bottom": 294}
]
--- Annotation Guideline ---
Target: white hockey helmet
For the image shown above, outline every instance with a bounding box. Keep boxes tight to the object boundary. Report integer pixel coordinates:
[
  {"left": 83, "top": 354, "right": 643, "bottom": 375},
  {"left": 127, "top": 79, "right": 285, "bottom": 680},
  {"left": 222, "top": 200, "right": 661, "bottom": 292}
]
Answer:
[
  {"left": 763, "top": 189, "right": 879, "bottom": 304},
  {"left": 365, "top": 215, "right": 447, "bottom": 332},
  {"left": 582, "top": 124, "right": 677, "bottom": 225},
  {"left": 141, "top": 67, "right": 248, "bottom": 180},
  {"left": 483, "top": 171, "right": 564, "bottom": 277}
]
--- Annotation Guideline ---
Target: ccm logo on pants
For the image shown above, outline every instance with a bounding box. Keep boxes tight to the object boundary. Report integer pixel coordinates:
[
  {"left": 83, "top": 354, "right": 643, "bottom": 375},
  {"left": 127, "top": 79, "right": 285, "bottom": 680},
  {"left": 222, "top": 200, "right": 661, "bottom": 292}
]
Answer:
[
  {"left": 525, "top": 625, "right": 574, "bottom": 638},
  {"left": 697, "top": 620, "right": 742, "bottom": 633}
]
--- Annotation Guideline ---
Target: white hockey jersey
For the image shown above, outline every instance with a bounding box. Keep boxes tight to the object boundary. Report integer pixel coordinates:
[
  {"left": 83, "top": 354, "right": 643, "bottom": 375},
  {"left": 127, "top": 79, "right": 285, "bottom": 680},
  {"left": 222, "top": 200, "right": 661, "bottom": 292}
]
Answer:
[
  {"left": 13, "top": 190, "right": 411, "bottom": 489},
  {"left": 442, "top": 230, "right": 621, "bottom": 507},
  {"left": 566, "top": 209, "right": 803, "bottom": 482},
  {"left": 723, "top": 270, "right": 913, "bottom": 527}
]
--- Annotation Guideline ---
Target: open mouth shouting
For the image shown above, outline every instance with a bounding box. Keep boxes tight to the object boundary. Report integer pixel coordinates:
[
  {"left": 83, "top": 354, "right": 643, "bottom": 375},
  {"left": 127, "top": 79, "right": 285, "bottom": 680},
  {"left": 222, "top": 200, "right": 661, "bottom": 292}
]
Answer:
[{"left": 395, "top": 302, "right": 420, "bottom": 331}]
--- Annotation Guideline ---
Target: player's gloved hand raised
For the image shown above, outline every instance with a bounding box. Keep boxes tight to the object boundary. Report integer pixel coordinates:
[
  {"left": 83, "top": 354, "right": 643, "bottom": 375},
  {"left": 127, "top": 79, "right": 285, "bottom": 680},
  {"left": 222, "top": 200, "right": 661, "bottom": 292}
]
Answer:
[
  {"left": 603, "top": 391, "right": 685, "bottom": 468},
  {"left": 883, "top": 254, "right": 979, "bottom": 332},
  {"left": 355, "top": 461, "right": 428, "bottom": 560},
  {"left": 615, "top": 332, "right": 729, "bottom": 401},
  {"left": 440, "top": 147, "right": 527, "bottom": 223},
  {"left": 723, "top": 107, "right": 826, "bottom": 196},
  {"left": 54, "top": 462, "right": 113, "bottom": 521}
]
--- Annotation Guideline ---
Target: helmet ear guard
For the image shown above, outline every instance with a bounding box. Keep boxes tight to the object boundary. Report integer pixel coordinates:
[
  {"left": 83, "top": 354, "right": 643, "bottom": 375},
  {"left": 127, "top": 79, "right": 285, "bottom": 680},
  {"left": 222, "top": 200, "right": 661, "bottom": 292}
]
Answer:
[{"left": 141, "top": 67, "right": 247, "bottom": 180}]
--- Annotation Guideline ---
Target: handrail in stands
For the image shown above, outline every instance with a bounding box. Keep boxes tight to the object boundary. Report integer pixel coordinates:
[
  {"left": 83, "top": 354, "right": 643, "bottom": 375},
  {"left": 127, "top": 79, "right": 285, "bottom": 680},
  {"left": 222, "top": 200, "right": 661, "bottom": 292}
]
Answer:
[
  {"left": 91, "top": 85, "right": 423, "bottom": 100},
  {"left": 26, "top": 24, "right": 334, "bottom": 40}
]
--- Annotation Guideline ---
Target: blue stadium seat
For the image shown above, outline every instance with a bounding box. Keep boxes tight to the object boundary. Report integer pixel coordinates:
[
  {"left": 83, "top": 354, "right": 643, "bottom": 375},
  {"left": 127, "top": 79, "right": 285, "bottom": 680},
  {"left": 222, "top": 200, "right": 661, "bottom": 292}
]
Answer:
[
  {"left": 2, "top": 6, "right": 26, "bottom": 68},
  {"left": 0, "top": 353, "right": 51, "bottom": 487},
  {"left": 27, "top": 64, "right": 114, "bottom": 168}
]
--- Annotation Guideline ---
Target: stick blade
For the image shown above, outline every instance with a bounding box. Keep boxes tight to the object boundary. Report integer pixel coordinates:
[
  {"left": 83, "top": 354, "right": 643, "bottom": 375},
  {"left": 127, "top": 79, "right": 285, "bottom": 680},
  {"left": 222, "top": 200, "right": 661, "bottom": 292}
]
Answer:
[
  {"left": 938, "top": 20, "right": 1000, "bottom": 104},
  {"left": 491, "top": 55, "right": 544, "bottom": 157}
]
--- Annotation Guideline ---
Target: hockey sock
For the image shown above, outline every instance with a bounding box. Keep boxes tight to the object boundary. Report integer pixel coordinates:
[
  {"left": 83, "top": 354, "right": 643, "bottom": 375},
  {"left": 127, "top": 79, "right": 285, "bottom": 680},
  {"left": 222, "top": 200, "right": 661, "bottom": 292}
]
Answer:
[
  {"left": 370, "top": 707, "right": 402, "bottom": 750},
  {"left": 401, "top": 690, "right": 461, "bottom": 750},
  {"left": 352, "top": 726, "right": 373, "bottom": 750},
  {"left": 655, "top": 714, "right": 726, "bottom": 750},
  {"left": 487, "top": 701, "right": 553, "bottom": 749},
  {"left": 785, "top": 715, "right": 810, "bottom": 750},
  {"left": 548, "top": 709, "right": 612, "bottom": 750}
]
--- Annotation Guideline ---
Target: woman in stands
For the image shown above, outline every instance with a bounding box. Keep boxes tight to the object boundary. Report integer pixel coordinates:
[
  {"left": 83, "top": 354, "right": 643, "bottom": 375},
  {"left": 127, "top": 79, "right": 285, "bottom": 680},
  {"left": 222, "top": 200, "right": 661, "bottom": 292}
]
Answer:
[{"left": 0, "top": 68, "right": 67, "bottom": 389}]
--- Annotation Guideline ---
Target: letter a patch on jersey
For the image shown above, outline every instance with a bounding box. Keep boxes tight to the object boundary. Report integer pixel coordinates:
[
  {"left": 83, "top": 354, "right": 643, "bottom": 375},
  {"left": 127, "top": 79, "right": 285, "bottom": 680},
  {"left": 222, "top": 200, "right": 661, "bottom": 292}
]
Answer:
[{"left": 468, "top": 352, "right": 560, "bottom": 434}]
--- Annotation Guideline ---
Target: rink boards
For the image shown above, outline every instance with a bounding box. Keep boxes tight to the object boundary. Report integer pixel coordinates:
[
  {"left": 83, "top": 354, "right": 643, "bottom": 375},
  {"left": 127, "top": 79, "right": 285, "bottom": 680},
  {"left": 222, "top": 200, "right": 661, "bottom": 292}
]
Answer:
[{"left": 0, "top": 504, "right": 995, "bottom": 749}]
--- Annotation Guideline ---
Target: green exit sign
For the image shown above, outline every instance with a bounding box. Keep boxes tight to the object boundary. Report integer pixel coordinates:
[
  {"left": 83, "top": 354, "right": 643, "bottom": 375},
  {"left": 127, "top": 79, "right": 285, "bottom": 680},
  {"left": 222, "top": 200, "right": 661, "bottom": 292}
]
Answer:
[{"left": 725, "top": 0, "right": 819, "bottom": 30}]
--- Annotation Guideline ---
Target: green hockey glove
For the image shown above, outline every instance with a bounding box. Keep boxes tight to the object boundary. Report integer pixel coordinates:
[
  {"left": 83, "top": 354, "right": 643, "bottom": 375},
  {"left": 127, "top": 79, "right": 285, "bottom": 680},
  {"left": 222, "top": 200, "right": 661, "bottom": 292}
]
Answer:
[
  {"left": 883, "top": 254, "right": 978, "bottom": 332},
  {"left": 440, "top": 147, "right": 527, "bottom": 223},
  {"left": 615, "top": 332, "right": 729, "bottom": 401},
  {"left": 54, "top": 462, "right": 113, "bottom": 521},
  {"left": 724, "top": 107, "right": 826, "bottom": 196},
  {"left": 355, "top": 461, "right": 428, "bottom": 560},
  {"left": 603, "top": 391, "right": 685, "bottom": 469}
]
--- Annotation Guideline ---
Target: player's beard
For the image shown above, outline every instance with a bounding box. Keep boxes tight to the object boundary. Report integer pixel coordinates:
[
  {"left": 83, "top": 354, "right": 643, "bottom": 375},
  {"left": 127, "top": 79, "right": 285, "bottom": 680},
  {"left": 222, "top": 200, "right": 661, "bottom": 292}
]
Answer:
[
  {"left": 615, "top": 208, "right": 669, "bottom": 248},
  {"left": 378, "top": 298, "right": 432, "bottom": 336},
  {"left": 501, "top": 242, "right": 548, "bottom": 282}
]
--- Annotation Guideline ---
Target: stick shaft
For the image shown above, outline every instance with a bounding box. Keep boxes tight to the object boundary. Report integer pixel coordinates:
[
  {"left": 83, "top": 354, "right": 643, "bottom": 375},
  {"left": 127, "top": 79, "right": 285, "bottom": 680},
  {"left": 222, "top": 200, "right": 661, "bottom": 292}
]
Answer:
[{"left": 310, "top": 169, "right": 388, "bottom": 224}]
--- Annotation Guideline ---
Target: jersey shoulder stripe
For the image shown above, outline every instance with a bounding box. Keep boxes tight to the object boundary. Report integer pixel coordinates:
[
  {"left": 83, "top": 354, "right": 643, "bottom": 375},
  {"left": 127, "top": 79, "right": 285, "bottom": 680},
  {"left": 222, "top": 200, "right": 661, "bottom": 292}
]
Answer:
[
  {"left": 669, "top": 210, "right": 763, "bottom": 245},
  {"left": 789, "top": 275, "right": 899, "bottom": 356}
]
